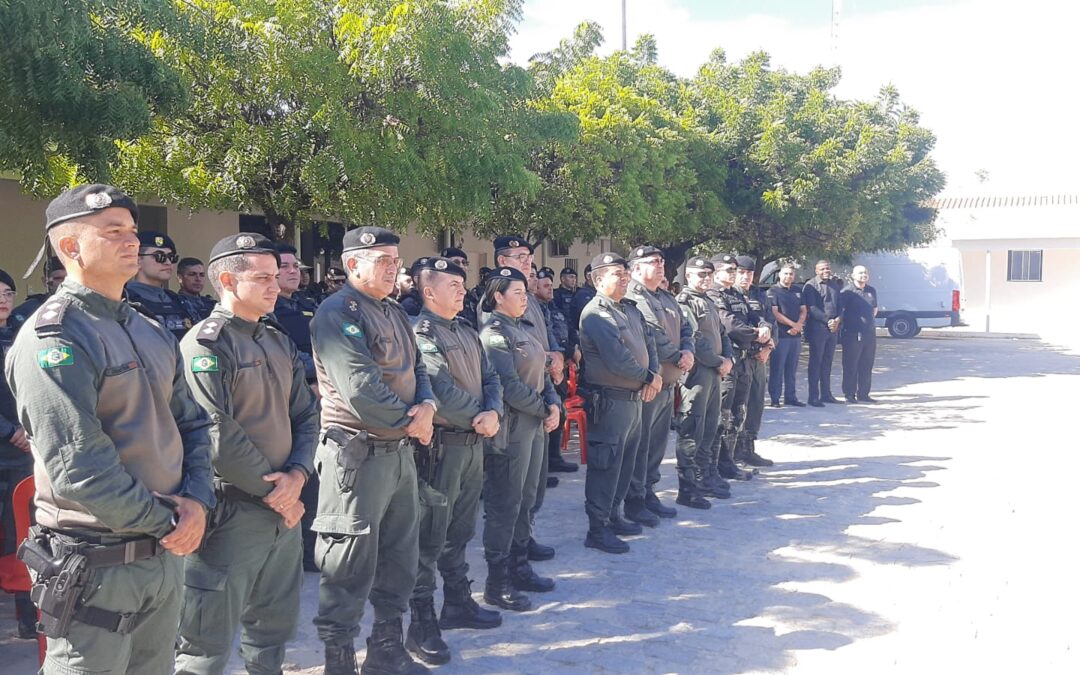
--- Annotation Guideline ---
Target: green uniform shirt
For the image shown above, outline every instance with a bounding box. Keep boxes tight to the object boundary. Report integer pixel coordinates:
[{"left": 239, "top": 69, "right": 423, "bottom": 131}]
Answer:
[
  {"left": 579, "top": 292, "right": 658, "bottom": 392},
  {"left": 678, "top": 289, "right": 729, "bottom": 370},
  {"left": 479, "top": 312, "right": 559, "bottom": 421},
  {"left": 180, "top": 307, "right": 319, "bottom": 498},
  {"left": 3, "top": 279, "right": 214, "bottom": 537},
  {"left": 627, "top": 280, "right": 693, "bottom": 386}
]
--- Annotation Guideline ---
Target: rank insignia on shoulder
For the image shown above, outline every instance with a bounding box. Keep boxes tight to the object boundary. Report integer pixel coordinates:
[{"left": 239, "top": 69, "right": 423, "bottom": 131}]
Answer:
[
  {"left": 191, "top": 355, "right": 219, "bottom": 373},
  {"left": 343, "top": 322, "right": 363, "bottom": 338},
  {"left": 487, "top": 334, "right": 508, "bottom": 348},
  {"left": 38, "top": 346, "right": 74, "bottom": 368}
]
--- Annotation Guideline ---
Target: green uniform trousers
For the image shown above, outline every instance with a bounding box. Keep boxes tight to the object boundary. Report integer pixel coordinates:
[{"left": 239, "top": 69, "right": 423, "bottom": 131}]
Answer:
[
  {"left": 413, "top": 440, "right": 483, "bottom": 600},
  {"left": 176, "top": 499, "right": 303, "bottom": 675},
  {"left": 675, "top": 369, "right": 721, "bottom": 477},
  {"left": 482, "top": 413, "right": 544, "bottom": 566},
  {"left": 43, "top": 550, "right": 182, "bottom": 674},
  {"left": 584, "top": 393, "right": 642, "bottom": 528},
  {"left": 627, "top": 385, "right": 675, "bottom": 500},
  {"left": 713, "top": 356, "right": 751, "bottom": 459},
  {"left": 312, "top": 442, "right": 419, "bottom": 645}
]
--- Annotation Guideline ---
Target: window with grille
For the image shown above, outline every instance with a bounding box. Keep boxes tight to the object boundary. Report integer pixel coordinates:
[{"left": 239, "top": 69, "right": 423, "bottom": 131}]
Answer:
[
  {"left": 1007, "top": 250, "right": 1042, "bottom": 282},
  {"left": 548, "top": 239, "right": 570, "bottom": 257}
]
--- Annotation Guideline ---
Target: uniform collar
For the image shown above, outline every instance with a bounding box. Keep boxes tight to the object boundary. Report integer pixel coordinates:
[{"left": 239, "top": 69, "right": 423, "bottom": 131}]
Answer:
[
  {"left": 59, "top": 278, "right": 130, "bottom": 322},
  {"left": 209, "top": 306, "right": 265, "bottom": 337},
  {"left": 490, "top": 310, "right": 521, "bottom": 327},
  {"left": 126, "top": 280, "right": 171, "bottom": 299},
  {"left": 418, "top": 307, "right": 456, "bottom": 330}
]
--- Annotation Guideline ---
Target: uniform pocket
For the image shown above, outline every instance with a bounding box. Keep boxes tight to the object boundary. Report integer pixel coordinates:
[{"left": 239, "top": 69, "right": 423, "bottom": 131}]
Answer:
[
  {"left": 180, "top": 559, "right": 230, "bottom": 651},
  {"left": 586, "top": 441, "right": 618, "bottom": 471}
]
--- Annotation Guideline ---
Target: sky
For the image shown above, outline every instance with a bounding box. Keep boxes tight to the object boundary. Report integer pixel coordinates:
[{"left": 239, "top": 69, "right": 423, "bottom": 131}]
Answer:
[{"left": 508, "top": 0, "right": 1080, "bottom": 197}]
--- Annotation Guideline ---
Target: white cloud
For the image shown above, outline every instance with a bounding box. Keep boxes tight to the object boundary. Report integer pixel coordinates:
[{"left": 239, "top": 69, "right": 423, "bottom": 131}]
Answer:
[{"left": 510, "top": 0, "right": 1080, "bottom": 196}]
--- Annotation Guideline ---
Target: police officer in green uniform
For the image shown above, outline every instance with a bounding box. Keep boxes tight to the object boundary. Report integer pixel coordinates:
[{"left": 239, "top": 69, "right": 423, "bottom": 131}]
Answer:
[
  {"left": 734, "top": 256, "right": 775, "bottom": 467},
  {"left": 4, "top": 184, "right": 214, "bottom": 674},
  {"left": 674, "top": 257, "right": 731, "bottom": 507},
  {"left": 623, "top": 246, "right": 693, "bottom": 523},
  {"left": 175, "top": 233, "right": 319, "bottom": 675},
  {"left": 579, "top": 253, "right": 660, "bottom": 554},
  {"left": 439, "top": 248, "right": 480, "bottom": 330},
  {"left": 478, "top": 267, "right": 561, "bottom": 612},
  {"left": 309, "top": 227, "right": 436, "bottom": 675},
  {"left": 405, "top": 257, "right": 503, "bottom": 666},
  {"left": 125, "top": 231, "right": 200, "bottom": 340}
]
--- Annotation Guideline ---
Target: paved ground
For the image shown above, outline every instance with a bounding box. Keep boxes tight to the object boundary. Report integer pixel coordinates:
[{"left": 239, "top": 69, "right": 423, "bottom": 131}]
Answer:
[{"left": 4, "top": 334, "right": 1079, "bottom": 673}]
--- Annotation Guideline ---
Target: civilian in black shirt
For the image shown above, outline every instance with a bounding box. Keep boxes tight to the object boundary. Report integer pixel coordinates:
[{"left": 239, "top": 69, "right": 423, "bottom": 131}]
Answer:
[
  {"left": 802, "top": 260, "right": 844, "bottom": 406},
  {"left": 840, "top": 265, "right": 879, "bottom": 403},
  {"left": 766, "top": 265, "right": 807, "bottom": 406}
]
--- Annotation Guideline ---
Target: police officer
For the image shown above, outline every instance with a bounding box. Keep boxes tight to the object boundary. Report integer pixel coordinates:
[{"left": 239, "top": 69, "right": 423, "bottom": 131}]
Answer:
[
  {"left": 175, "top": 233, "right": 318, "bottom": 675},
  {"left": 398, "top": 259, "right": 426, "bottom": 317},
  {"left": 767, "top": 265, "right": 807, "bottom": 407},
  {"left": 624, "top": 246, "right": 693, "bottom": 522},
  {"left": 440, "top": 247, "right": 480, "bottom": 330},
  {"left": 579, "top": 253, "right": 659, "bottom": 554},
  {"left": 675, "top": 257, "right": 730, "bottom": 507},
  {"left": 734, "top": 256, "right": 776, "bottom": 467},
  {"left": 553, "top": 267, "right": 577, "bottom": 318},
  {"left": 534, "top": 268, "right": 579, "bottom": 475},
  {"left": 125, "top": 231, "right": 200, "bottom": 340},
  {"left": 567, "top": 264, "right": 596, "bottom": 351},
  {"left": 11, "top": 256, "right": 66, "bottom": 325},
  {"left": 176, "top": 257, "right": 216, "bottom": 322},
  {"left": 803, "top": 260, "right": 844, "bottom": 406},
  {"left": 407, "top": 257, "right": 503, "bottom": 665},
  {"left": 478, "top": 267, "right": 561, "bottom": 611},
  {"left": 711, "top": 255, "right": 768, "bottom": 478},
  {"left": 4, "top": 184, "right": 214, "bottom": 673},
  {"left": 0, "top": 268, "right": 35, "bottom": 639},
  {"left": 840, "top": 265, "right": 879, "bottom": 403},
  {"left": 309, "top": 226, "right": 436, "bottom": 675}
]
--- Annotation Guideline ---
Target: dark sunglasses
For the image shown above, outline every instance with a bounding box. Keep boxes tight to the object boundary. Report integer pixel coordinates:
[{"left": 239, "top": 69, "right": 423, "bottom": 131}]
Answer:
[{"left": 139, "top": 251, "right": 179, "bottom": 264}]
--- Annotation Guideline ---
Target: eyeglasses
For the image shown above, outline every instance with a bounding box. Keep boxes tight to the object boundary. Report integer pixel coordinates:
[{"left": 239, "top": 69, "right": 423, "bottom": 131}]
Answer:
[
  {"left": 449, "top": 258, "right": 469, "bottom": 267},
  {"left": 639, "top": 257, "right": 664, "bottom": 267},
  {"left": 0, "top": 290, "right": 15, "bottom": 300},
  {"left": 504, "top": 252, "right": 533, "bottom": 263},
  {"left": 139, "top": 251, "right": 179, "bottom": 264},
  {"left": 360, "top": 253, "right": 403, "bottom": 270}
]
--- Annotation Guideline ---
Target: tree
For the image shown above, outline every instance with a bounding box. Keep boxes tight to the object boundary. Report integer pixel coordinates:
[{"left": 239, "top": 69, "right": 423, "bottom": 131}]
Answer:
[
  {"left": 0, "top": 0, "right": 188, "bottom": 195},
  {"left": 114, "top": 0, "right": 553, "bottom": 241}
]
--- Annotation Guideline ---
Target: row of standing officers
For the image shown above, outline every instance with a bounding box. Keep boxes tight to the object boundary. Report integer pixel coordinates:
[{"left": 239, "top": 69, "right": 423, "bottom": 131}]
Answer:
[{"left": 2, "top": 183, "right": 878, "bottom": 674}]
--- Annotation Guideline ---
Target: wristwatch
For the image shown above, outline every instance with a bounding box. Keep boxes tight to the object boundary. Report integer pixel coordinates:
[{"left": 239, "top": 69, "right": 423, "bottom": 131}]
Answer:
[{"left": 421, "top": 398, "right": 439, "bottom": 413}]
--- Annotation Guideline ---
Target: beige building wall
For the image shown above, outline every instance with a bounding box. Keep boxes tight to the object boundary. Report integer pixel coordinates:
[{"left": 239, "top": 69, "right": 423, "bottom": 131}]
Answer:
[{"left": 959, "top": 245, "right": 1080, "bottom": 333}]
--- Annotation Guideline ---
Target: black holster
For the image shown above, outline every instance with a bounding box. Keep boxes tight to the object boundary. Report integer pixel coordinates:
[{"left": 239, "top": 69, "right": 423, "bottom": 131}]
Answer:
[{"left": 18, "top": 527, "right": 88, "bottom": 639}]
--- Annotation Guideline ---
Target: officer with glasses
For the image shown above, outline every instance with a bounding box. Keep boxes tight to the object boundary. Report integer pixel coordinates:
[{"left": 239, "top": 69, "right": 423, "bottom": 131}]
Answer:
[{"left": 125, "top": 231, "right": 201, "bottom": 340}]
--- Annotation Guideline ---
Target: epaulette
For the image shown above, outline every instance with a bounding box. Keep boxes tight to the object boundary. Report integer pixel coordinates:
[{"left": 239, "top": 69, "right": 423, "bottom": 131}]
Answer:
[
  {"left": 520, "top": 317, "right": 535, "bottom": 328},
  {"left": 194, "top": 317, "right": 227, "bottom": 344},
  {"left": 34, "top": 296, "right": 73, "bottom": 336},
  {"left": 619, "top": 298, "right": 638, "bottom": 308},
  {"left": 262, "top": 316, "right": 289, "bottom": 336},
  {"left": 415, "top": 317, "right": 434, "bottom": 337},
  {"left": 127, "top": 299, "right": 163, "bottom": 326}
]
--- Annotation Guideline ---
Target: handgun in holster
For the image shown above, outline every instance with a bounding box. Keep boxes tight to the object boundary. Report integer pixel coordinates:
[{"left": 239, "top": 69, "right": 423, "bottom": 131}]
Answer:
[{"left": 17, "top": 527, "right": 88, "bottom": 639}]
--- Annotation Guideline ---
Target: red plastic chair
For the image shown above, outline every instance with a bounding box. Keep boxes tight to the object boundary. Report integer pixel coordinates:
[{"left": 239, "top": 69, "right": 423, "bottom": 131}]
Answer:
[
  {"left": 563, "top": 362, "right": 585, "bottom": 410},
  {"left": 561, "top": 407, "right": 588, "bottom": 464},
  {"left": 0, "top": 476, "right": 45, "bottom": 664}
]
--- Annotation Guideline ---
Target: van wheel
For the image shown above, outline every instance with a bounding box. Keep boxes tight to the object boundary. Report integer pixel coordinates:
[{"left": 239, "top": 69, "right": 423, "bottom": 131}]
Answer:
[{"left": 887, "top": 314, "right": 918, "bottom": 338}]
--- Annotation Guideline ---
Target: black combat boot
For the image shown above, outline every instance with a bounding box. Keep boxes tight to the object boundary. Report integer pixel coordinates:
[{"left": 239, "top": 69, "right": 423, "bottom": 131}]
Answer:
[
  {"left": 624, "top": 496, "right": 661, "bottom": 527},
  {"left": 526, "top": 537, "right": 555, "bottom": 561},
  {"left": 609, "top": 514, "right": 644, "bottom": 535},
  {"left": 734, "top": 433, "right": 767, "bottom": 470},
  {"left": 675, "top": 475, "right": 711, "bottom": 510},
  {"left": 644, "top": 490, "right": 678, "bottom": 518},
  {"left": 405, "top": 598, "right": 450, "bottom": 665},
  {"left": 739, "top": 435, "right": 774, "bottom": 467},
  {"left": 693, "top": 465, "right": 730, "bottom": 499},
  {"left": 362, "top": 618, "right": 429, "bottom": 674},
  {"left": 440, "top": 578, "right": 502, "bottom": 630},
  {"left": 484, "top": 560, "right": 532, "bottom": 611},
  {"left": 509, "top": 546, "right": 556, "bottom": 592},
  {"left": 15, "top": 597, "right": 37, "bottom": 639},
  {"left": 717, "top": 432, "right": 754, "bottom": 481},
  {"left": 584, "top": 524, "right": 630, "bottom": 554},
  {"left": 324, "top": 641, "right": 360, "bottom": 675}
]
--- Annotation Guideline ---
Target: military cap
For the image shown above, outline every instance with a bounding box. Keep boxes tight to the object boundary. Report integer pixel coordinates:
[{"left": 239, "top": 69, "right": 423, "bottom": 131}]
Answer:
[
  {"left": 560, "top": 267, "right": 576, "bottom": 276},
  {"left": 45, "top": 184, "right": 139, "bottom": 231},
  {"left": 590, "top": 252, "right": 628, "bottom": 273},
  {"left": 478, "top": 266, "right": 492, "bottom": 278},
  {"left": 137, "top": 231, "right": 177, "bottom": 253},
  {"left": 208, "top": 232, "right": 279, "bottom": 264},
  {"left": 628, "top": 245, "right": 664, "bottom": 262},
  {"left": 686, "top": 256, "right": 715, "bottom": 273},
  {"left": 413, "top": 256, "right": 467, "bottom": 281},
  {"left": 45, "top": 257, "right": 63, "bottom": 274},
  {"left": 583, "top": 264, "right": 592, "bottom": 275},
  {"left": 712, "top": 253, "right": 738, "bottom": 269},
  {"left": 536, "top": 268, "right": 555, "bottom": 280},
  {"left": 327, "top": 266, "right": 346, "bottom": 278},
  {"left": 342, "top": 226, "right": 400, "bottom": 253},
  {"left": 0, "top": 268, "right": 15, "bottom": 293},
  {"left": 493, "top": 235, "right": 533, "bottom": 254},
  {"left": 299, "top": 262, "right": 313, "bottom": 270},
  {"left": 735, "top": 255, "right": 756, "bottom": 271},
  {"left": 485, "top": 266, "right": 528, "bottom": 284},
  {"left": 409, "top": 257, "right": 430, "bottom": 276},
  {"left": 441, "top": 247, "right": 468, "bottom": 260}
]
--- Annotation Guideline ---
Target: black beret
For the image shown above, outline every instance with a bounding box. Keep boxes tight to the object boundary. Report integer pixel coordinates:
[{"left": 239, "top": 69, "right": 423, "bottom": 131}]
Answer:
[
  {"left": 45, "top": 257, "right": 63, "bottom": 274},
  {"left": 735, "top": 255, "right": 756, "bottom": 271},
  {"left": 414, "top": 256, "right": 467, "bottom": 281},
  {"left": 628, "top": 245, "right": 664, "bottom": 262},
  {"left": 590, "top": 252, "right": 627, "bottom": 272},
  {"left": 537, "top": 268, "right": 555, "bottom": 280},
  {"left": 137, "top": 231, "right": 177, "bottom": 253},
  {"left": 485, "top": 266, "right": 528, "bottom": 284},
  {"left": 45, "top": 184, "right": 139, "bottom": 231},
  {"left": 0, "top": 268, "right": 15, "bottom": 293},
  {"left": 327, "top": 267, "right": 346, "bottom": 277},
  {"left": 560, "top": 267, "right": 576, "bottom": 276},
  {"left": 583, "top": 264, "right": 592, "bottom": 275},
  {"left": 493, "top": 235, "right": 532, "bottom": 254},
  {"left": 208, "top": 232, "right": 279, "bottom": 264},
  {"left": 478, "top": 267, "right": 492, "bottom": 278},
  {"left": 343, "top": 226, "right": 400, "bottom": 252},
  {"left": 409, "top": 257, "right": 430, "bottom": 276},
  {"left": 440, "top": 247, "right": 467, "bottom": 260},
  {"left": 711, "top": 254, "right": 738, "bottom": 268},
  {"left": 686, "top": 256, "right": 715, "bottom": 273}
]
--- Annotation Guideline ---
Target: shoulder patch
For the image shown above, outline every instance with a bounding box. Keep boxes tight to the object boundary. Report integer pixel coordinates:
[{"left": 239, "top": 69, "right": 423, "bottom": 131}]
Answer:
[
  {"left": 486, "top": 333, "right": 508, "bottom": 349},
  {"left": 34, "top": 296, "right": 73, "bottom": 336},
  {"left": 419, "top": 341, "right": 439, "bottom": 353},
  {"left": 191, "top": 355, "right": 220, "bottom": 373},
  {"left": 195, "top": 319, "right": 226, "bottom": 344},
  {"left": 342, "top": 321, "right": 363, "bottom": 338},
  {"left": 38, "top": 346, "right": 74, "bottom": 368}
]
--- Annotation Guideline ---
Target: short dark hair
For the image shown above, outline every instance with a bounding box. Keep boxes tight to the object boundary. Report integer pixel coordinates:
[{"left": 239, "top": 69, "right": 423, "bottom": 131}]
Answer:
[
  {"left": 177, "top": 257, "right": 204, "bottom": 274},
  {"left": 275, "top": 243, "right": 298, "bottom": 256},
  {"left": 481, "top": 276, "right": 523, "bottom": 313}
]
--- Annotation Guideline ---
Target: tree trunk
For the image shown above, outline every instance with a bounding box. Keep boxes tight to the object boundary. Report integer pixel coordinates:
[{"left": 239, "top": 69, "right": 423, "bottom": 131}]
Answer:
[{"left": 660, "top": 240, "right": 696, "bottom": 281}]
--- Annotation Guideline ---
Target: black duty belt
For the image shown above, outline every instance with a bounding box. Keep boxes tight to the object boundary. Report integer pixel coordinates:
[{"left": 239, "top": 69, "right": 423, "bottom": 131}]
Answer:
[
  {"left": 221, "top": 483, "right": 268, "bottom": 508},
  {"left": 599, "top": 387, "right": 642, "bottom": 402},
  {"left": 436, "top": 428, "right": 481, "bottom": 446},
  {"left": 51, "top": 533, "right": 163, "bottom": 567},
  {"left": 323, "top": 426, "right": 408, "bottom": 457}
]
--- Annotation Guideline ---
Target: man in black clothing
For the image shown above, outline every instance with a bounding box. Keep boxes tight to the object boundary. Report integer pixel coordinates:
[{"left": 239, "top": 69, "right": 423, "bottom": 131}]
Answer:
[
  {"left": 553, "top": 267, "right": 577, "bottom": 319},
  {"left": 567, "top": 264, "right": 595, "bottom": 351},
  {"left": 840, "top": 265, "right": 879, "bottom": 402},
  {"left": 766, "top": 265, "right": 806, "bottom": 407},
  {"left": 11, "top": 256, "right": 66, "bottom": 325},
  {"left": 176, "top": 256, "right": 216, "bottom": 321},
  {"left": 802, "top": 260, "right": 844, "bottom": 406}
]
